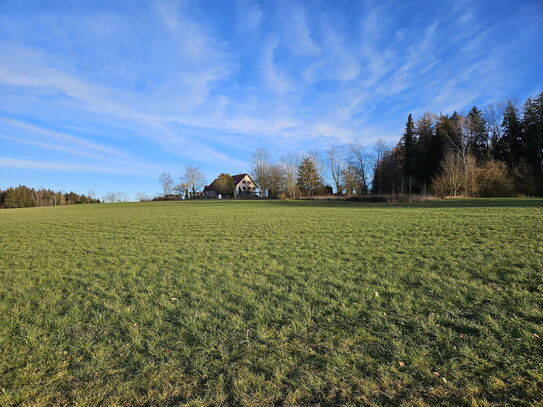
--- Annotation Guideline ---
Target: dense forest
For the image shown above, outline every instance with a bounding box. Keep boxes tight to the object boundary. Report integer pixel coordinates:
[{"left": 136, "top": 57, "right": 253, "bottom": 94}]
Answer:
[
  {"left": 0, "top": 186, "right": 100, "bottom": 209},
  {"left": 372, "top": 92, "right": 543, "bottom": 197}
]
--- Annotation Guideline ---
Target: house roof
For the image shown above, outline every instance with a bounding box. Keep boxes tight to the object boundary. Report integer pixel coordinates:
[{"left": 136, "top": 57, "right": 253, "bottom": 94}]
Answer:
[{"left": 232, "top": 173, "right": 258, "bottom": 187}]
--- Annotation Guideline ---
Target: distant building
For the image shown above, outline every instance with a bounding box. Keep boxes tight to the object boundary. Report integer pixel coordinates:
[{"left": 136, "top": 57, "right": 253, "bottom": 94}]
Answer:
[
  {"left": 232, "top": 173, "right": 258, "bottom": 197},
  {"left": 202, "top": 184, "right": 218, "bottom": 198},
  {"left": 203, "top": 173, "right": 258, "bottom": 198}
]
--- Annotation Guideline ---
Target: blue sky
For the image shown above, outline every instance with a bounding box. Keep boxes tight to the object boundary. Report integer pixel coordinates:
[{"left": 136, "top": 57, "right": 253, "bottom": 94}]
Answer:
[{"left": 1, "top": 0, "right": 542, "bottom": 199}]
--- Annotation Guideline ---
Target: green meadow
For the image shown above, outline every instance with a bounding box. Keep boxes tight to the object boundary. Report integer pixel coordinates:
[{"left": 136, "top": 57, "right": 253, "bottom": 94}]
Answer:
[{"left": 1, "top": 199, "right": 542, "bottom": 406}]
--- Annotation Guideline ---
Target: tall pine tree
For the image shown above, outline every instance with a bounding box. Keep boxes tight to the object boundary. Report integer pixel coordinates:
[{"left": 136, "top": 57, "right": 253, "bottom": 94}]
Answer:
[
  {"left": 297, "top": 156, "right": 322, "bottom": 197},
  {"left": 500, "top": 102, "right": 523, "bottom": 167},
  {"left": 466, "top": 106, "right": 489, "bottom": 161},
  {"left": 414, "top": 113, "right": 444, "bottom": 188},
  {"left": 521, "top": 94, "right": 543, "bottom": 178},
  {"left": 402, "top": 113, "right": 416, "bottom": 178}
]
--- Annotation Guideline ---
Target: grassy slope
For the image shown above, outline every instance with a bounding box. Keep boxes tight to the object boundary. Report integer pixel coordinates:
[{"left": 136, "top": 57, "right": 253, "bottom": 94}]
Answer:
[{"left": 0, "top": 199, "right": 542, "bottom": 406}]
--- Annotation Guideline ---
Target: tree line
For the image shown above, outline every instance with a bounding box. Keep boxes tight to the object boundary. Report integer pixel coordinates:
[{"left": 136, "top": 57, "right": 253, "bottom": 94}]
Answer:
[
  {"left": 156, "top": 165, "right": 207, "bottom": 200},
  {"left": 373, "top": 92, "right": 543, "bottom": 197},
  {"left": 249, "top": 149, "right": 331, "bottom": 198},
  {"left": 158, "top": 91, "right": 542, "bottom": 201},
  {"left": 156, "top": 152, "right": 334, "bottom": 199},
  {"left": 10, "top": 93, "right": 538, "bottom": 208},
  {"left": 0, "top": 186, "right": 100, "bottom": 208},
  {"left": 246, "top": 91, "right": 542, "bottom": 200}
]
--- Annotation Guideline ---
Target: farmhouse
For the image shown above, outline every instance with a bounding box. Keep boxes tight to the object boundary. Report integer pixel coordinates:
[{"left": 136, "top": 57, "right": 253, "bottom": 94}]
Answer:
[{"left": 203, "top": 173, "right": 258, "bottom": 198}]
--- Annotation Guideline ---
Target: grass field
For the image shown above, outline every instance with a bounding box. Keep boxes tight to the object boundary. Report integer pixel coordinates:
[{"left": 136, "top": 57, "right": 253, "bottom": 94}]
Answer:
[{"left": 1, "top": 199, "right": 542, "bottom": 406}]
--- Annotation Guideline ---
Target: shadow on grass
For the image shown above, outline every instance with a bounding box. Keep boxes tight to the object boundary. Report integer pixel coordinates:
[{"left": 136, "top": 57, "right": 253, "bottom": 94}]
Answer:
[{"left": 261, "top": 198, "right": 543, "bottom": 209}]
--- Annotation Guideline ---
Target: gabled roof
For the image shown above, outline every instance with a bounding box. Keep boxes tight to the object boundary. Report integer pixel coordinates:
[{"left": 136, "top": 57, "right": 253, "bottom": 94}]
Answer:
[{"left": 232, "top": 173, "right": 258, "bottom": 187}]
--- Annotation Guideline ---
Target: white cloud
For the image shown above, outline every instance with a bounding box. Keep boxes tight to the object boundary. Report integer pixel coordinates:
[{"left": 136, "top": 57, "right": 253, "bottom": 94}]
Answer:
[
  {"left": 281, "top": 1, "right": 319, "bottom": 55},
  {"left": 261, "top": 37, "right": 292, "bottom": 93},
  {"left": 236, "top": 0, "right": 263, "bottom": 30},
  {"left": 155, "top": 0, "right": 215, "bottom": 62}
]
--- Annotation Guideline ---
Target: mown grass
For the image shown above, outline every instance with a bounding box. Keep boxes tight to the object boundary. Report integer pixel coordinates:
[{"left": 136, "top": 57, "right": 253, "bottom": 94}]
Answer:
[{"left": 0, "top": 199, "right": 542, "bottom": 406}]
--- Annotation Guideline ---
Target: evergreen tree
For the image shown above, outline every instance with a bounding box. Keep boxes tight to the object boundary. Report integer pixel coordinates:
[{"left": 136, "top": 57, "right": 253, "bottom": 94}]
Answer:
[
  {"left": 500, "top": 102, "right": 523, "bottom": 167},
  {"left": 402, "top": 113, "right": 416, "bottom": 178},
  {"left": 3, "top": 188, "right": 19, "bottom": 208},
  {"left": 297, "top": 156, "right": 323, "bottom": 197},
  {"left": 14, "top": 186, "right": 34, "bottom": 208},
  {"left": 371, "top": 146, "right": 403, "bottom": 194},
  {"left": 413, "top": 113, "right": 444, "bottom": 188},
  {"left": 467, "top": 106, "right": 489, "bottom": 161},
  {"left": 428, "top": 116, "right": 449, "bottom": 181},
  {"left": 521, "top": 94, "right": 543, "bottom": 178}
]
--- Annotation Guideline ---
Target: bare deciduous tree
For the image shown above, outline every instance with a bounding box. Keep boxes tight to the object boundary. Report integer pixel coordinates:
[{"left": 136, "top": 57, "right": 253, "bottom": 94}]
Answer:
[
  {"left": 326, "top": 146, "right": 344, "bottom": 194},
  {"left": 183, "top": 166, "right": 206, "bottom": 197},
  {"left": 159, "top": 172, "right": 174, "bottom": 197},
  {"left": 102, "top": 192, "right": 116, "bottom": 203},
  {"left": 102, "top": 192, "right": 128, "bottom": 203},
  {"left": 173, "top": 182, "right": 188, "bottom": 198},
  {"left": 444, "top": 114, "right": 481, "bottom": 193},
  {"left": 136, "top": 192, "right": 150, "bottom": 202},
  {"left": 251, "top": 148, "right": 271, "bottom": 197},
  {"left": 280, "top": 153, "right": 300, "bottom": 199},
  {"left": 432, "top": 152, "right": 465, "bottom": 197},
  {"left": 373, "top": 138, "right": 388, "bottom": 169},
  {"left": 348, "top": 143, "right": 369, "bottom": 195},
  {"left": 370, "top": 138, "right": 389, "bottom": 194},
  {"left": 267, "top": 164, "right": 286, "bottom": 198},
  {"left": 484, "top": 102, "right": 506, "bottom": 141},
  {"left": 447, "top": 114, "right": 469, "bottom": 164}
]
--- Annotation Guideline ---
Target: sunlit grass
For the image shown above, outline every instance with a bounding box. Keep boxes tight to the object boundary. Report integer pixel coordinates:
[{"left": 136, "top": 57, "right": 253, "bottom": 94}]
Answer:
[{"left": 1, "top": 199, "right": 542, "bottom": 405}]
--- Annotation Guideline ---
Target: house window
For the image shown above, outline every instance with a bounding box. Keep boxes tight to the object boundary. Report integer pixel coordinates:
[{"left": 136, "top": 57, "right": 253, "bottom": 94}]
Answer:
[{"left": 243, "top": 187, "right": 247, "bottom": 190}]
